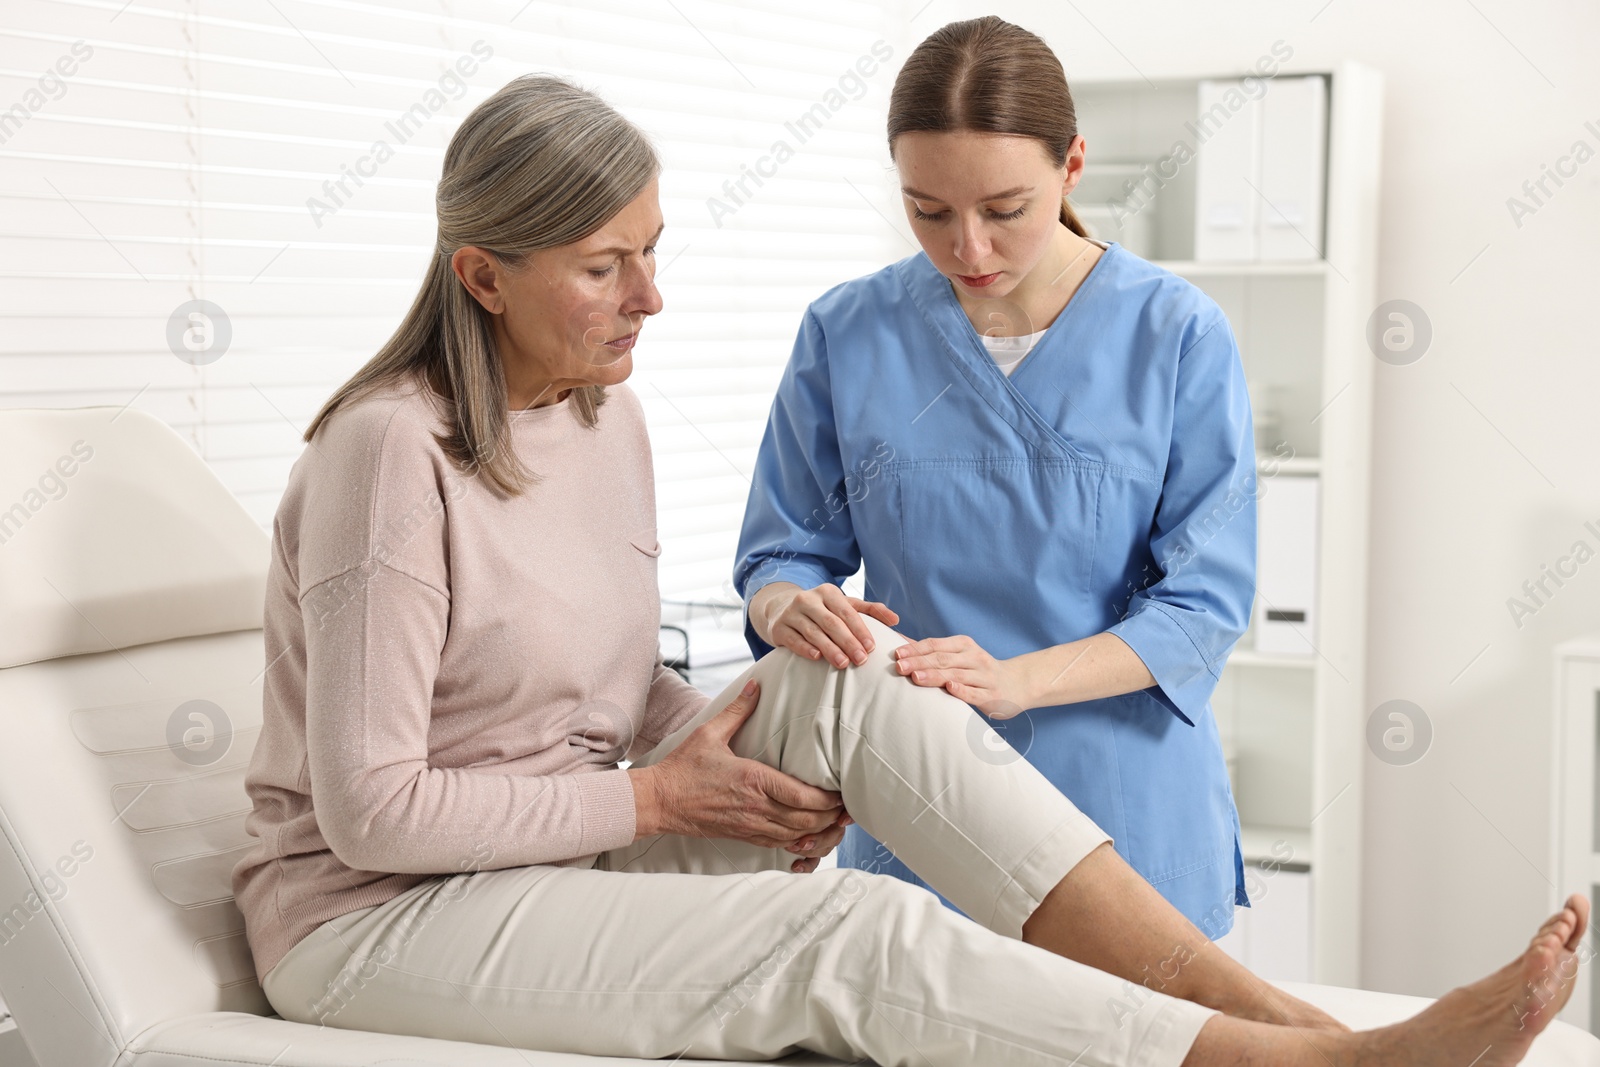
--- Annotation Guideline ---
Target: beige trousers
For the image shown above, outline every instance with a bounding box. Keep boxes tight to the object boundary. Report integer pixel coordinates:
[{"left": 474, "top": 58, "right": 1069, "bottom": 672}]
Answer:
[{"left": 262, "top": 615, "right": 1218, "bottom": 1066}]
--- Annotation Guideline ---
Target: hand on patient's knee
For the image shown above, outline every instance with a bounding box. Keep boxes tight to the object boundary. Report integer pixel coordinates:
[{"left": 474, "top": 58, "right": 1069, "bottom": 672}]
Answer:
[
  {"left": 751, "top": 581, "right": 901, "bottom": 669},
  {"left": 890, "top": 632, "right": 1032, "bottom": 720},
  {"left": 626, "top": 678, "right": 846, "bottom": 850}
]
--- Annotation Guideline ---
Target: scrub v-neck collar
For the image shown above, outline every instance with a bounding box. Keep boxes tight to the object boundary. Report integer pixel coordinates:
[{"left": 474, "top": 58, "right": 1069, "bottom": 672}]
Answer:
[
  {"left": 896, "top": 251, "right": 1120, "bottom": 467},
  {"left": 956, "top": 240, "right": 1115, "bottom": 387},
  {"left": 895, "top": 243, "right": 1119, "bottom": 463}
]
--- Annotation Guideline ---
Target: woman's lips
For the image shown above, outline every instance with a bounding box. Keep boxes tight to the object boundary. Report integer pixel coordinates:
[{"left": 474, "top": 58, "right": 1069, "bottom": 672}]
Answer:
[
  {"left": 604, "top": 332, "right": 637, "bottom": 350},
  {"left": 956, "top": 271, "right": 1001, "bottom": 288}
]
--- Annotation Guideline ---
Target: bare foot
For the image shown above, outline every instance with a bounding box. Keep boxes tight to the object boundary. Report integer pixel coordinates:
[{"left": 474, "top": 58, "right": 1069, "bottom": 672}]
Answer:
[{"left": 1358, "top": 893, "right": 1590, "bottom": 1066}]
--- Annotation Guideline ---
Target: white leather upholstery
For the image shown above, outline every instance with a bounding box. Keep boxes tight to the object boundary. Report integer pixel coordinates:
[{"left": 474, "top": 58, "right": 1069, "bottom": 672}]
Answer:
[
  {"left": 0, "top": 405, "right": 1594, "bottom": 1067},
  {"left": 0, "top": 407, "right": 268, "bottom": 672}
]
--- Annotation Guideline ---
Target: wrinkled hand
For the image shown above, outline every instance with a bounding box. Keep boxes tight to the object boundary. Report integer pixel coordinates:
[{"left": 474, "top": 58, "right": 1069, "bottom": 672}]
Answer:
[
  {"left": 634, "top": 678, "right": 854, "bottom": 873},
  {"left": 891, "top": 634, "right": 1032, "bottom": 719},
  {"left": 784, "top": 808, "right": 854, "bottom": 874},
  {"left": 754, "top": 581, "right": 900, "bottom": 669}
]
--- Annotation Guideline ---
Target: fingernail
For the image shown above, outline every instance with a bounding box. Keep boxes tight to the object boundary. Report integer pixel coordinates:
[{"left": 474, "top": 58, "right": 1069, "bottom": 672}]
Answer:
[
  {"left": 742, "top": 680, "right": 756, "bottom": 695},
  {"left": 854, "top": 653, "right": 867, "bottom": 665}
]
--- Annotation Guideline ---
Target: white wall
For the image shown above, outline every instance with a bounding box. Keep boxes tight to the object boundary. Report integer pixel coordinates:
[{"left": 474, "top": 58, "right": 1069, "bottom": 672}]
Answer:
[{"left": 913, "top": 0, "right": 1600, "bottom": 996}]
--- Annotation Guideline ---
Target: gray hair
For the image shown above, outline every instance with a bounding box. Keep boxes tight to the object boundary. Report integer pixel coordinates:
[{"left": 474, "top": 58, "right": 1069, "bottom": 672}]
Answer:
[{"left": 304, "top": 74, "right": 661, "bottom": 495}]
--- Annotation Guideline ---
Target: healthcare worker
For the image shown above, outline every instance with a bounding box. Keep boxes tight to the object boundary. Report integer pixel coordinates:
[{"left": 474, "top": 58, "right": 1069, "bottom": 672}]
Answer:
[{"left": 733, "top": 15, "right": 1255, "bottom": 936}]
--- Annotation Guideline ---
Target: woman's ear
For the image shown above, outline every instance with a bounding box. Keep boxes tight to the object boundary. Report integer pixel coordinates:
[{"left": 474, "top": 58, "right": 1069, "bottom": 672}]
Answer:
[
  {"left": 450, "top": 246, "right": 506, "bottom": 314},
  {"left": 1060, "top": 134, "right": 1086, "bottom": 199}
]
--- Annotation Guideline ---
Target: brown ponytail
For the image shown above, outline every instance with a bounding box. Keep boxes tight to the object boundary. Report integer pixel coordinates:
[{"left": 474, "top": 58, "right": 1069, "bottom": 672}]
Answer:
[{"left": 887, "top": 16, "right": 1088, "bottom": 238}]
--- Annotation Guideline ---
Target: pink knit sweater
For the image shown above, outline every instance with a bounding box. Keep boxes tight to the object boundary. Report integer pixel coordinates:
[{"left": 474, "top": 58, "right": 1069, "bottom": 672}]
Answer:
[{"left": 231, "top": 379, "right": 709, "bottom": 983}]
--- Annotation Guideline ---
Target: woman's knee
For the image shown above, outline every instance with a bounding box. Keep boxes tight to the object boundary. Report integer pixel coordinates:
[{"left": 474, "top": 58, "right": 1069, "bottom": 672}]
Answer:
[
  {"left": 847, "top": 616, "right": 952, "bottom": 707},
  {"left": 858, "top": 613, "right": 913, "bottom": 660}
]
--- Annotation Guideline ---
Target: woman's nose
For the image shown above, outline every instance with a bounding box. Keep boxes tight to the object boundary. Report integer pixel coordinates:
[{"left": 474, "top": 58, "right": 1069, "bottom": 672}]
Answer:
[
  {"left": 625, "top": 261, "right": 664, "bottom": 320},
  {"left": 952, "top": 217, "right": 991, "bottom": 267}
]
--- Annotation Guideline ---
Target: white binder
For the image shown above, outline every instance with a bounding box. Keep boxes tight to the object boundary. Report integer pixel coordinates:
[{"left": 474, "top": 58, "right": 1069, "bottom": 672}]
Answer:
[
  {"left": 1255, "top": 473, "right": 1320, "bottom": 655},
  {"left": 1258, "top": 75, "right": 1327, "bottom": 260},
  {"left": 1194, "top": 75, "right": 1327, "bottom": 262},
  {"left": 1195, "top": 78, "right": 1262, "bottom": 261}
]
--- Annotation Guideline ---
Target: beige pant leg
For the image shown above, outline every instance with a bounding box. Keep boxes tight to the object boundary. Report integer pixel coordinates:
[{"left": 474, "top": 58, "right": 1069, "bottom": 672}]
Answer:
[
  {"left": 261, "top": 617, "right": 1218, "bottom": 1066},
  {"left": 610, "top": 614, "right": 1105, "bottom": 938}
]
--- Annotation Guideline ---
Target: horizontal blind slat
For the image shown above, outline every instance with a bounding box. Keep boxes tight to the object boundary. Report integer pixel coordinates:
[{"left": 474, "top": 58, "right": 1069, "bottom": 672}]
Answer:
[{"left": 2, "top": 0, "right": 900, "bottom": 601}]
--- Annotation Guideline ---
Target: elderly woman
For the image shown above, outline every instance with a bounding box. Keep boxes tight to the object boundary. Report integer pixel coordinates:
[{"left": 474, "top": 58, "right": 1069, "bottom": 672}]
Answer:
[{"left": 232, "top": 73, "right": 1583, "bottom": 1067}]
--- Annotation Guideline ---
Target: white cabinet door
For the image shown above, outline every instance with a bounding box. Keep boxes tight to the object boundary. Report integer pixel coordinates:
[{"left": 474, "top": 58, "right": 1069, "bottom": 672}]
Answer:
[{"left": 1215, "top": 867, "right": 1313, "bottom": 983}]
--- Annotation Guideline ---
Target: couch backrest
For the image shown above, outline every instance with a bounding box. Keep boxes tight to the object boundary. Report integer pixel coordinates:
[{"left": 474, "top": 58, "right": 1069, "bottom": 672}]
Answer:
[{"left": 0, "top": 406, "right": 273, "bottom": 1067}]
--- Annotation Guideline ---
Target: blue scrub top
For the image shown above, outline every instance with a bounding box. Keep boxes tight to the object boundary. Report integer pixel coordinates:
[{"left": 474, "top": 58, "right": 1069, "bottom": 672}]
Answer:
[{"left": 733, "top": 243, "right": 1254, "bottom": 937}]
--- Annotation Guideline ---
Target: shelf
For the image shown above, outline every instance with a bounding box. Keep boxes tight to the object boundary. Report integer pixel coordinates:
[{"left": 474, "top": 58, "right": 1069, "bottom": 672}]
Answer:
[
  {"left": 1152, "top": 259, "right": 1330, "bottom": 279},
  {"left": 1226, "top": 648, "right": 1317, "bottom": 670},
  {"left": 1555, "top": 634, "right": 1600, "bottom": 661},
  {"left": 1258, "top": 454, "right": 1321, "bottom": 476},
  {"left": 1073, "top": 160, "right": 1152, "bottom": 175},
  {"left": 1241, "top": 824, "right": 1312, "bottom": 870}
]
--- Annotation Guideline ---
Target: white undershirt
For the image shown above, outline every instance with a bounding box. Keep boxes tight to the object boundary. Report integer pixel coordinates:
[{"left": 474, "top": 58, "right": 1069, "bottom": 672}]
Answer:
[
  {"left": 975, "top": 239, "right": 1108, "bottom": 377},
  {"left": 979, "top": 328, "right": 1050, "bottom": 376}
]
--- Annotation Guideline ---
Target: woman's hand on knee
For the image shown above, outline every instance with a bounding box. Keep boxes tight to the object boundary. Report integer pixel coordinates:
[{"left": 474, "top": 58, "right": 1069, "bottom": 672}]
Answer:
[
  {"left": 784, "top": 810, "right": 852, "bottom": 874},
  {"left": 891, "top": 634, "right": 1031, "bottom": 719},
  {"left": 628, "top": 678, "right": 847, "bottom": 850},
  {"left": 753, "top": 581, "right": 899, "bottom": 670}
]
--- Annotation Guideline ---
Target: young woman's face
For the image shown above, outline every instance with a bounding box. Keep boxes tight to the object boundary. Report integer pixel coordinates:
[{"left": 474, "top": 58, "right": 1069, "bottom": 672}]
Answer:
[
  {"left": 893, "top": 131, "right": 1081, "bottom": 299},
  {"left": 453, "top": 177, "right": 665, "bottom": 406}
]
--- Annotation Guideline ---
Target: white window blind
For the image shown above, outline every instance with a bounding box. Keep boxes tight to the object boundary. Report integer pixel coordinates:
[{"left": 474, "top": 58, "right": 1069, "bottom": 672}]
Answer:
[{"left": 1, "top": 0, "right": 907, "bottom": 603}]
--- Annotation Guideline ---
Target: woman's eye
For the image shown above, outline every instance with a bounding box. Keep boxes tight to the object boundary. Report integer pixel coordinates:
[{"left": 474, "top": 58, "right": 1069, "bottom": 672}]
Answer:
[
  {"left": 588, "top": 266, "right": 616, "bottom": 278},
  {"left": 910, "top": 205, "right": 1025, "bottom": 221}
]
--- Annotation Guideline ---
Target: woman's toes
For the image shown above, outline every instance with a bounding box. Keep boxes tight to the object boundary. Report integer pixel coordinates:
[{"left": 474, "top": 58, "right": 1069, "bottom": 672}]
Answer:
[
  {"left": 1514, "top": 933, "right": 1583, "bottom": 1035},
  {"left": 1567, "top": 895, "right": 1591, "bottom": 948},
  {"left": 1532, "top": 907, "right": 1577, "bottom": 951}
]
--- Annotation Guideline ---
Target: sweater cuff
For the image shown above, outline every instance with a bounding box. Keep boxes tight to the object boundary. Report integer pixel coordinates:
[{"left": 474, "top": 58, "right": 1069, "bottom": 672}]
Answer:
[{"left": 576, "top": 768, "right": 638, "bottom": 855}]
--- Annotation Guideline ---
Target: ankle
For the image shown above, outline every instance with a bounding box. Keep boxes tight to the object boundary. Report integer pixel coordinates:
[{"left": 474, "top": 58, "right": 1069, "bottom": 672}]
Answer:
[{"left": 1173, "top": 941, "right": 1254, "bottom": 1013}]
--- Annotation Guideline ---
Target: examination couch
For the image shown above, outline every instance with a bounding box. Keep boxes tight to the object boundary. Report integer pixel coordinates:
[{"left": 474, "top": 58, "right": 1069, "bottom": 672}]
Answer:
[{"left": 1, "top": 404, "right": 1595, "bottom": 1067}]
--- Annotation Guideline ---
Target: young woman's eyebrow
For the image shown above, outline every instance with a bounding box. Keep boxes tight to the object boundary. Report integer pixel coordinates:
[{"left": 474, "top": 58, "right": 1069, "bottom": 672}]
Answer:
[{"left": 901, "top": 185, "right": 1032, "bottom": 202}]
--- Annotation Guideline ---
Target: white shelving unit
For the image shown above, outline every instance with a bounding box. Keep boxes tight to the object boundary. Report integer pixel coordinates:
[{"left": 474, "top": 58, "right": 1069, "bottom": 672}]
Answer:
[
  {"left": 1071, "top": 61, "right": 1384, "bottom": 987},
  {"left": 1550, "top": 632, "right": 1600, "bottom": 1033}
]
